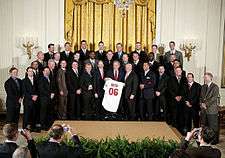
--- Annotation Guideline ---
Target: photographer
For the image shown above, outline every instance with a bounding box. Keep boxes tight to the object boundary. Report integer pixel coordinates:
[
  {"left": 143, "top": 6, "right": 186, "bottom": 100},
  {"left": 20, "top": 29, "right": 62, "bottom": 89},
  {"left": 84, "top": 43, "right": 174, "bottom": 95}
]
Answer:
[
  {"left": 0, "top": 123, "right": 37, "bottom": 158},
  {"left": 36, "top": 124, "right": 82, "bottom": 158},
  {"left": 179, "top": 127, "right": 221, "bottom": 158}
]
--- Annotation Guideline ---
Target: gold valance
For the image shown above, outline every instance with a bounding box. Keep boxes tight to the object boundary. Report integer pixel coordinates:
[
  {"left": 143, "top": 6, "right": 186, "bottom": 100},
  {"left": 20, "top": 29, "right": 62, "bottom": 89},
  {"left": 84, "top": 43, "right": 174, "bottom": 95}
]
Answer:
[{"left": 73, "top": 0, "right": 148, "bottom": 6}]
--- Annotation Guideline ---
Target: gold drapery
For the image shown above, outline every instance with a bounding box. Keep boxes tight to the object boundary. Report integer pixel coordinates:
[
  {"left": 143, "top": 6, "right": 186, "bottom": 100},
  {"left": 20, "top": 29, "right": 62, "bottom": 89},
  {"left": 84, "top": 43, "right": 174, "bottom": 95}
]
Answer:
[{"left": 65, "top": 0, "right": 156, "bottom": 52}]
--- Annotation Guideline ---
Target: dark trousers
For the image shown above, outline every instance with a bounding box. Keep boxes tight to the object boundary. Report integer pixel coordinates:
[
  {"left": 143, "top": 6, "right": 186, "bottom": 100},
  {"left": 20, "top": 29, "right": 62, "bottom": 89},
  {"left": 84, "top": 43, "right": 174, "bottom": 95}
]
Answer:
[
  {"left": 125, "top": 98, "right": 136, "bottom": 120},
  {"left": 6, "top": 104, "right": 20, "bottom": 125},
  {"left": 58, "top": 95, "right": 67, "bottom": 119},
  {"left": 201, "top": 111, "right": 219, "bottom": 144},
  {"left": 82, "top": 92, "right": 94, "bottom": 115},
  {"left": 23, "top": 100, "right": 36, "bottom": 129},
  {"left": 68, "top": 93, "right": 81, "bottom": 119},
  {"left": 155, "top": 96, "right": 166, "bottom": 120},
  {"left": 184, "top": 106, "right": 200, "bottom": 132},
  {"left": 139, "top": 98, "right": 153, "bottom": 120},
  {"left": 40, "top": 98, "right": 50, "bottom": 129}
]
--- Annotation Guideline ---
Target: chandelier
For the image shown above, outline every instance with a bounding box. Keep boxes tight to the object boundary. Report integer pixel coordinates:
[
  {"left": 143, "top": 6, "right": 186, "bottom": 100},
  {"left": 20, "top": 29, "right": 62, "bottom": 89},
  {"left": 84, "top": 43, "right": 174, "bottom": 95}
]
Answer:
[{"left": 114, "top": 0, "right": 134, "bottom": 17}]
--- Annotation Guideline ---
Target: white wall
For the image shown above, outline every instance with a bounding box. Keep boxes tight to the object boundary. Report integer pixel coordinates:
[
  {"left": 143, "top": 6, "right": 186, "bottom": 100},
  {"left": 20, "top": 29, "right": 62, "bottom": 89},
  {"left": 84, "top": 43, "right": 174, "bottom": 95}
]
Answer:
[
  {"left": 0, "top": 0, "right": 225, "bottom": 110},
  {"left": 0, "top": 0, "right": 64, "bottom": 110},
  {"left": 157, "top": 0, "right": 225, "bottom": 104}
]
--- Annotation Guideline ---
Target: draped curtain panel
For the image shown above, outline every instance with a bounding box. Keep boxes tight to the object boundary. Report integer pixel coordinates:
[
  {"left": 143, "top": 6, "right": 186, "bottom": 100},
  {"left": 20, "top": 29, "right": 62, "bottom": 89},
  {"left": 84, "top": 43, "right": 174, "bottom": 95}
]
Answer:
[{"left": 64, "top": 0, "right": 156, "bottom": 52}]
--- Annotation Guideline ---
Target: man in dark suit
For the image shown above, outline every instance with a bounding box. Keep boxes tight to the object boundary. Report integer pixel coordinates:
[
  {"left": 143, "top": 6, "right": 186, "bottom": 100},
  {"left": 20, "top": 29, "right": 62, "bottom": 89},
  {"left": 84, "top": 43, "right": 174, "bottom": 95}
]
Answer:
[
  {"left": 66, "top": 61, "right": 81, "bottom": 120},
  {"left": 106, "top": 60, "right": 125, "bottom": 82},
  {"left": 124, "top": 63, "right": 138, "bottom": 120},
  {"left": 148, "top": 52, "right": 159, "bottom": 75},
  {"left": 76, "top": 40, "right": 90, "bottom": 62},
  {"left": 94, "top": 60, "right": 105, "bottom": 116},
  {"left": 139, "top": 62, "right": 156, "bottom": 120},
  {"left": 179, "top": 127, "right": 221, "bottom": 158},
  {"left": 84, "top": 51, "right": 99, "bottom": 72},
  {"left": 38, "top": 67, "right": 55, "bottom": 130},
  {"left": 44, "top": 43, "right": 55, "bottom": 62},
  {"left": 36, "top": 124, "right": 81, "bottom": 158},
  {"left": 96, "top": 41, "right": 106, "bottom": 61},
  {"left": 104, "top": 50, "right": 114, "bottom": 72},
  {"left": 155, "top": 65, "right": 168, "bottom": 120},
  {"left": 121, "top": 53, "right": 129, "bottom": 69},
  {"left": 132, "top": 52, "right": 143, "bottom": 78},
  {"left": 80, "top": 63, "right": 95, "bottom": 118},
  {"left": 36, "top": 51, "right": 47, "bottom": 77},
  {"left": 60, "top": 42, "right": 74, "bottom": 66},
  {"left": 165, "top": 54, "right": 176, "bottom": 77},
  {"left": 164, "top": 41, "right": 183, "bottom": 66},
  {"left": 0, "top": 124, "right": 37, "bottom": 158},
  {"left": 113, "top": 43, "right": 126, "bottom": 62},
  {"left": 4, "top": 67, "right": 22, "bottom": 125},
  {"left": 22, "top": 67, "right": 38, "bottom": 130},
  {"left": 57, "top": 60, "right": 68, "bottom": 120},
  {"left": 167, "top": 66, "right": 188, "bottom": 134},
  {"left": 200, "top": 72, "right": 220, "bottom": 144},
  {"left": 184, "top": 73, "right": 201, "bottom": 132},
  {"left": 129, "top": 42, "right": 148, "bottom": 62}
]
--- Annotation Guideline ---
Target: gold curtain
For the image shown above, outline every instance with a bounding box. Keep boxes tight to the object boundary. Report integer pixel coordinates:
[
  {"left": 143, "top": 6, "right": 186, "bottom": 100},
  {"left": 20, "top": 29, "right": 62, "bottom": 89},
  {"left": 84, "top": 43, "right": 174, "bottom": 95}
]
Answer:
[{"left": 64, "top": 0, "right": 156, "bottom": 52}]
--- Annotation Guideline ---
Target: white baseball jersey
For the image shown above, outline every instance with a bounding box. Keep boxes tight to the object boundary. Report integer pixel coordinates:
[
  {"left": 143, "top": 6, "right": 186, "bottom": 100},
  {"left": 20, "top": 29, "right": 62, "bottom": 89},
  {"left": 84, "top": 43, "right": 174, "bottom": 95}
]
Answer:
[{"left": 102, "top": 79, "right": 125, "bottom": 112}]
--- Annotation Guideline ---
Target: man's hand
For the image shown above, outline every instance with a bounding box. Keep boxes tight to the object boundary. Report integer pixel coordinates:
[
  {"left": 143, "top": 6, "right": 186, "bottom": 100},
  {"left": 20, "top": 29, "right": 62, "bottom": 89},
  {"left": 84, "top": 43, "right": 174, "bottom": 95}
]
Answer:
[
  {"left": 50, "top": 93, "right": 55, "bottom": 99},
  {"left": 19, "top": 98, "right": 23, "bottom": 103},
  {"left": 175, "top": 96, "right": 182, "bottom": 102},
  {"left": 76, "top": 89, "right": 81, "bottom": 95},
  {"left": 88, "top": 85, "right": 93, "bottom": 90},
  {"left": 21, "top": 129, "right": 32, "bottom": 141},
  {"left": 201, "top": 103, "right": 207, "bottom": 109},
  {"left": 32, "top": 95, "right": 38, "bottom": 101},
  {"left": 130, "top": 95, "right": 135, "bottom": 100},
  {"left": 139, "top": 84, "right": 144, "bottom": 90},
  {"left": 94, "top": 93, "right": 98, "bottom": 98},
  {"left": 155, "top": 91, "right": 161, "bottom": 96},
  {"left": 185, "top": 128, "right": 200, "bottom": 141},
  {"left": 185, "top": 101, "right": 192, "bottom": 107},
  {"left": 60, "top": 91, "right": 64, "bottom": 96}
]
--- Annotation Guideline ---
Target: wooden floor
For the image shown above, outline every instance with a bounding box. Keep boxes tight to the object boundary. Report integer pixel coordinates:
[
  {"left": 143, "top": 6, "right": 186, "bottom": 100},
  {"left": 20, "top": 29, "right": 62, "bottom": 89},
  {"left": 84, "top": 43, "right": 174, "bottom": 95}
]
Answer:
[{"left": 54, "top": 120, "right": 181, "bottom": 142}]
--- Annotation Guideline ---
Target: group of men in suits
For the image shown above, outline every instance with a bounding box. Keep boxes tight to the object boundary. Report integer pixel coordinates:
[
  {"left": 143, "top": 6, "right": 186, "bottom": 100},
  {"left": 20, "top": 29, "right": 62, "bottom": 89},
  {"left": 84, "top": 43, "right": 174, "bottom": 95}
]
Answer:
[{"left": 4, "top": 40, "right": 220, "bottom": 142}]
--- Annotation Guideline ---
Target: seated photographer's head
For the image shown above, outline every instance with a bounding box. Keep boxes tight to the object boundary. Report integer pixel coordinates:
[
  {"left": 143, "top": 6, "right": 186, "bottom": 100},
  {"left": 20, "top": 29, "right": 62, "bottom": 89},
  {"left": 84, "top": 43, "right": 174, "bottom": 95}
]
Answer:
[
  {"left": 49, "top": 124, "right": 64, "bottom": 141},
  {"left": 198, "top": 127, "right": 216, "bottom": 145},
  {"left": 3, "top": 123, "right": 19, "bottom": 142}
]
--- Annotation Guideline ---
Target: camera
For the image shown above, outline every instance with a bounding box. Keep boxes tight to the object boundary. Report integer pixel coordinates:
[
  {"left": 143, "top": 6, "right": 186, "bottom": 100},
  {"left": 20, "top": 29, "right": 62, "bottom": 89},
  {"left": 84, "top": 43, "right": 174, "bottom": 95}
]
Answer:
[{"left": 193, "top": 128, "right": 201, "bottom": 139}]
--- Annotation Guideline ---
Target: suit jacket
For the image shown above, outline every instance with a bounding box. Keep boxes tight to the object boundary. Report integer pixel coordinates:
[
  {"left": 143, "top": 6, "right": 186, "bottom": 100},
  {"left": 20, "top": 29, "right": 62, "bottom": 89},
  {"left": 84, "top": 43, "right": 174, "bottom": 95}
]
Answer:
[
  {"left": 129, "top": 50, "right": 148, "bottom": 62},
  {"left": 155, "top": 73, "right": 168, "bottom": 96},
  {"left": 38, "top": 76, "right": 51, "bottom": 99},
  {"left": 49, "top": 69, "right": 57, "bottom": 93},
  {"left": 124, "top": 71, "right": 138, "bottom": 99},
  {"left": 180, "top": 139, "right": 221, "bottom": 158},
  {"left": 164, "top": 50, "right": 183, "bottom": 66},
  {"left": 57, "top": 68, "right": 68, "bottom": 96},
  {"left": 36, "top": 60, "right": 47, "bottom": 74},
  {"left": 84, "top": 59, "right": 99, "bottom": 71},
  {"left": 95, "top": 50, "right": 106, "bottom": 61},
  {"left": 200, "top": 82, "right": 220, "bottom": 114},
  {"left": 80, "top": 71, "right": 95, "bottom": 94},
  {"left": 139, "top": 70, "right": 156, "bottom": 99},
  {"left": 60, "top": 51, "right": 74, "bottom": 64},
  {"left": 22, "top": 76, "right": 38, "bottom": 106},
  {"left": 0, "top": 140, "right": 37, "bottom": 158},
  {"left": 133, "top": 60, "right": 143, "bottom": 79},
  {"left": 66, "top": 69, "right": 80, "bottom": 93},
  {"left": 113, "top": 51, "right": 126, "bottom": 62},
  {"left": 106, "top": 68, "right": 125, "bottom": 82},
  {"left": 4, "top": 77, "right": 22, "bottom": 108},
  {"left": 186, "top": 82, "right": 201, "bottom": 111},
  {"left": 149, "top": 60, "right": 159, "bottom": 74},
  {"left": 44, "top": 52, "right": 54, "bottom": 62},
  {"left": 76, "top": 49, "right": 90, "bottom": 61},
  {"left": 94, "top": 68, "right": 105, "bottom": 97},
  {"left": 103, "top": 59, "right": 113, "bottom": 72},
  {"left": 37, "top": 135, "right": 81, "bottom": 158},
  {"left": 168, "top": 76, "right": 188, "bottom": 102}
]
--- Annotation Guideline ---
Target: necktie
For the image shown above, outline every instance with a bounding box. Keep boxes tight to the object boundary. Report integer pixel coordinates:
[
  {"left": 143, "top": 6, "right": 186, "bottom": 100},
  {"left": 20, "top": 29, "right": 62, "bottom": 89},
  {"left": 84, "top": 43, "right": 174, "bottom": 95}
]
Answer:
[
  {"left": 14, "top": 79, "right": 20, "bottom": 89},
  {"left": 114, "top": 70, "right": 118, "bottom": 80}
]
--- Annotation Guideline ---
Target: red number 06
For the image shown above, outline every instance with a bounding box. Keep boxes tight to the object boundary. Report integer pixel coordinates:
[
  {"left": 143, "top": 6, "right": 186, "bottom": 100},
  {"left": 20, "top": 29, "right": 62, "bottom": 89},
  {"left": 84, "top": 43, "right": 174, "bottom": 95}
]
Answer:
[{"left": 109, "top": 88, "right": 118, "bottom": 96}]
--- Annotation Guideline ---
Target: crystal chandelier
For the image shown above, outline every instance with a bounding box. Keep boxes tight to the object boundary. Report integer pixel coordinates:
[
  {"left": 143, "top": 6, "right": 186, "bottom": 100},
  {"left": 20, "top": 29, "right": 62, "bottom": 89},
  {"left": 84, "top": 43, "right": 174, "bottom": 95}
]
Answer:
[{"left": 114, "top": 0, "right": 134, "bottom": 17}]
